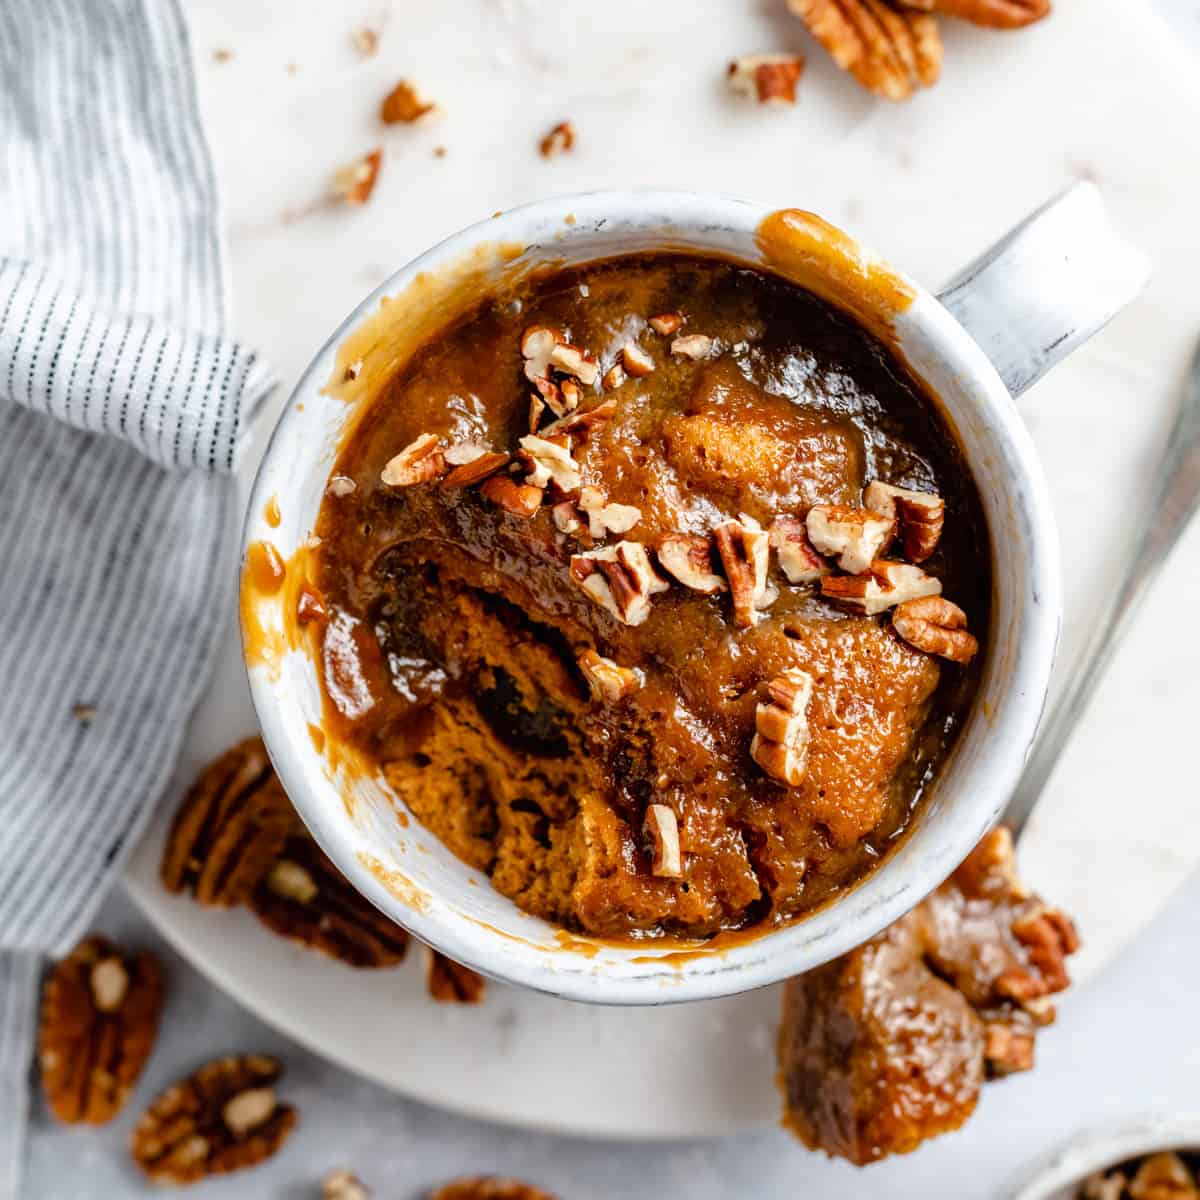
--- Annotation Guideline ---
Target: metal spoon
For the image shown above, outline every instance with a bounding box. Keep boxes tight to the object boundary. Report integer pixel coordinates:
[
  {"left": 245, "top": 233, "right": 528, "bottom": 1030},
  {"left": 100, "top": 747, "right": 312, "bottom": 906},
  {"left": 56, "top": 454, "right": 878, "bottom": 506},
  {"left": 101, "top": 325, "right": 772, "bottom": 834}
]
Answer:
[{"left": 1006, "top": 337, "right": 1200, "bottom": 836}]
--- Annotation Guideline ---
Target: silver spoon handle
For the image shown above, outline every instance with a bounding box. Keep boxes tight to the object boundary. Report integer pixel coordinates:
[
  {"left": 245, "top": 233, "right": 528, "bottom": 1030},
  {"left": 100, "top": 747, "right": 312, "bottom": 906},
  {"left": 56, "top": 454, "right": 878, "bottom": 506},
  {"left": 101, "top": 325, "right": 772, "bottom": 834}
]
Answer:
[{"left": 1005, "top": 340, "right": 1200, "bottom": 835}]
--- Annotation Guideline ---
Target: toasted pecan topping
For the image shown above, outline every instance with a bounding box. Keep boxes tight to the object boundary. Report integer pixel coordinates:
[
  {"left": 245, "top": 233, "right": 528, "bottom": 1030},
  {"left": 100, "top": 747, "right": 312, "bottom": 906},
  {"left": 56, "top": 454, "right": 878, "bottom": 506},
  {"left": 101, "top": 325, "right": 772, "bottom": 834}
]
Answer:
[
  {"left": 479, "top": 474, "right": 543, "bottom": 518},
  {"left": 521, "top": 325, "right": 598, "bottom": 388},
  {"left": 821, "top": 560, "right": 941, "bottom": 615},
  {"left": 442, "top": 451, "right": 510, "bottom": 490},
  {"left": 648, "top": 312, "right": 684, "bottom": 336},
  {"left": 983, "top": 1022, "right": 1035, "bottom": 1076},
  {"left": 806, "top": 504, "right": 895, "bottom": 574},
  {"left": 863, "top": 480, "right": 945, "bottom": 561},
  {"left": 332, "top": 149, "right": 382, "bottom": 205},
  {"left": 539, "top": 120, "right": 575, "bottom": 158},
  {"left": 570, "top": 541, "right": 669, "bottom": 626},
  {"left": 381, "top": 433, "right": 446, "bottom": 487},
  {"left": 602, "top": 361, "right": 627, "bottom": 391},
  {"left": 894, "top": 0, "right": 1049, "bottom": 27},
  {"left": 644, "top": 804, "right": 683, "bottom": 878},
  {"left": 578, "top": 649, "right": 641, "bottom": 702},
  {"left": 620, "top": 342, "right": 655, "bottom": 377},
  {"left": 551, "top": 499, "right": 584, "bottom": 536},
  {"left": 518, "top": 435, "right": 582, "bottom": 493},
  {"left": 769, "top": 514, "right": 833, "bottom": 584},
  {"left": 727, "top": 54, "right": 806, "bottom": 104},
  {"left": 578, "top": 486, "right": 641, "bottom": 538},
  {"left": 892, "top": 595, "right": 978, "bottom": 662},
  {"left": 655, "top": 532, "right": 726, "bottom": 595},
  {"left": 39, "top": 936, "right": 163, "bottom": 1125},
  {"left": 750, "top": 668, "right": 814, "bottom": 787},
  {"left": 528, "top": 393, "right": 546, "bottom": 431},
  {"left": 426, "top": 949, "right": 487, "bottom": 1003},
  {"left": 670, "top": 333, "right": 715, "bottom": 361},
  {"left": 380, "top": 80, "right": 436, "bottom": 124},
  {"left": 713, "top": 515, "right": 773, "bottom": 627},
  {"left": 787, "top": 0, "right": 941, "bottom": 101}
]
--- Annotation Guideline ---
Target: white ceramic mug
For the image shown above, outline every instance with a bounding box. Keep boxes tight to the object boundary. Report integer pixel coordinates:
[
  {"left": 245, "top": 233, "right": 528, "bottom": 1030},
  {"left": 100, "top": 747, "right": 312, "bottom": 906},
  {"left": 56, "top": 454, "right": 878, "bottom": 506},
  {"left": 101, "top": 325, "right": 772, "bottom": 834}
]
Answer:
[{"left": 242, "top": 183, "right": 1147, "bottom": 1004}]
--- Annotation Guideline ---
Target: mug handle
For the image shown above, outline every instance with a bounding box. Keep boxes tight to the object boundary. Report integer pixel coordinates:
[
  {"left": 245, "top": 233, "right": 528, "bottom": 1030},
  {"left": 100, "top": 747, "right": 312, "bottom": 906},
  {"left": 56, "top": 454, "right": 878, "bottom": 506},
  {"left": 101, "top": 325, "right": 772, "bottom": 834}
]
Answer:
[{"left": 937, "top": 181, "right": 1151, "bottom": 398}]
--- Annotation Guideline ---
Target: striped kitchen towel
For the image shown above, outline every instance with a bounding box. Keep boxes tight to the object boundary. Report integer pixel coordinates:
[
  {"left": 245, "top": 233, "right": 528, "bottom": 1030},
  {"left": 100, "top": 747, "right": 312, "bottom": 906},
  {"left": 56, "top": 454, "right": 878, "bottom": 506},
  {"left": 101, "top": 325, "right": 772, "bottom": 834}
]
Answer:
[{"left": 0, "top": 0, "right": 274, "bottom": 1192}]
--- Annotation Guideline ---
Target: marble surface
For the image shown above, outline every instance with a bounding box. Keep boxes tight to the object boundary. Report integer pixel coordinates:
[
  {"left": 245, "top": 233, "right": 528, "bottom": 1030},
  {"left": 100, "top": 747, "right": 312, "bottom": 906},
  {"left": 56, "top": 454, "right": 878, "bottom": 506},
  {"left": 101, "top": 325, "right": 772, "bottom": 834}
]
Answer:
[{"left": 23, "top": 0, "right": 1200, "bottom": 1195}]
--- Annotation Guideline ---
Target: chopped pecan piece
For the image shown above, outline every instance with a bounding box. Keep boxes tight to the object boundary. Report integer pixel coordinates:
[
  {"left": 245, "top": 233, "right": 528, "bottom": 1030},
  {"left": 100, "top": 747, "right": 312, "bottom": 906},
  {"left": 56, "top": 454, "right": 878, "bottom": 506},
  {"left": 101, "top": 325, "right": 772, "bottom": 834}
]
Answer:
[
  {"left": 430, "top": 1179, "right": 556, "bottom": 1200},
  {"left": 529, "top": 393, "right": 546, "bottom": 430},
  {"left": 863, "top": 480, "right": 945, "bottom": 561},
  {"left": 806, "top": 504, "right": 895, "bottom": 574},
  {"left": 381, "top": 433, "right": 446, "bottom": 487},
  {"left": 644, "top": 804, "right": 683, "bottom": 877},
  {"left": 620, "top": 342, "right": 655, "bottom": 377},
  {"left": 670, "top": 333, "right": 714, "bottom": 361},
  {"left": 578, "top": 486, "right": 641, "bottom": 538},
  {"left": 39, "top": 936, "right": 163, "bottom": 1125},
  {"left": 380, "top": 80, "right": 436, "bottom": 124},
  {"left": 517, "top": 435, "right": 582, "bottom": 493},
  {"left": 787, "top": 0, "right": 941, "bottom": 101},
  {"left": 250, "top": 834, "right": 410, "bottom": 967},
  {"left": 769, "top": 514, "right": 833, "bottom": 584},
  {"left": 821, "top": 560, "right": 941, "bottom": 615},
  {"left": 983, "top": 1022, "right": 1035, "bottom": 1076},
  {"left": 1010, "top": 904, "right": 1080, "bottom": 993},
  {"left": 130, "top": 1055, "right": 296, "bottom": 1184},
  {"left": 479, "top": 474, "right": 543, "bottom": 518},
  {"left": 540, "top": 398, "right": 616, "bottom": 439},
  {"left": 894, "top": 0, "right": 1049, "bottom": 27},
  {"left": 426, "top": 949, "right": 487, "bottom": 1003},
  {"left": 325, "top": 1168, "right": 372, "bottom": 1200},
  {"left": 442, "top": 452, "right": 510, "bottom": 490},
  {"left": 551, "top": 500, "right": 584, "bottom": 536},
  {"left": 161, "top": 736, "right": 295, "bottom": 908},
  {"left": 520, "top": 325, "right": 598, "bottom": 387},
  {"left": 444, "top": 441, "right": 491, "bottom": 467},
  {"left": 602, "top": 361, "right": 627, "bottom": 391},
  {"left": 648, "top": 312, "right": 683, "bottom": 336},
  {"left": 1082, "top": 1173, "right": 1129, "bottom": 1200},
  {"left": 332, "top": 149, "right": 382, "bottom": 205},
  {"left": 570, "top": 541, "right": 669, "bottom": 626},
  {"left": 751, "top": 668, "right": 814, "bottom": 786},
  {"left": 326, "top": 474, "right": 357, "bottom": 497},
  {"left": 1128, "top": 1154, "right": 1200, "bottom": 1200},
  {"left": 539, "top": 120, "right": 575, "bottom": 158},
  {"left": 727, "top": 54, "right": 806, "bottom": 104},
  {"left": 655, "top": 532, "right": 726, "bottom": 595},
  {"left": 578, "top": 649, "right": 640, "bottom": 702},
  {"left": 713, "top": 515, "right": 773, "bottom": 627},
  {"left": 892, "top": 595, "right": 978, "bottom": 663}
]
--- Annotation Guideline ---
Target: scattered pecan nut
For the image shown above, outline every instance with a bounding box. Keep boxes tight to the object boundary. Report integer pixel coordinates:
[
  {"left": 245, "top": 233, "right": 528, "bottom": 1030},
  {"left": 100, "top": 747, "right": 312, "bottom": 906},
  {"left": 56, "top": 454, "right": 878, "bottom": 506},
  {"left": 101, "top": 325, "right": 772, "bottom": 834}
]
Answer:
[
  {"left": 620, "top": 342, "right": 655, "bottom": 377},
  {"left": 648, "top": 312, "right": 684, "bottom": 336},
  {"left": 381, "top": 433, "right": 447, "bottom": 487},
  {"left": 578, "top": 486, "right": 641, "bottom": 538},
  {"left": 750, "top": 668, "right": 814, "bottom": 787},
  {"left": 714, "top": 515, "right": 774, "bottom": 627},
  {"left": 893, "top": 0, "right": 1049, "bottom": 28},
  {"left": 727, "top": 54, "right": 806, "bottom": 104},
  {"left": 380, "top": 80, "right": 436, "bottom": 124},
  {"left": 332, "top": 150, "right": 383, "bottom": 205},
  {"left": 602, "top": 361, "right": 627, "bottom": 391},
  {"left": 442, "top": 452, "right": 510, "bottom": 490},
  {"left": 325, "top": 1168, "right": 372, "bottom": 1200},
  {"left": 670, "top": 333, "right": 714, "bottom": 361},
  {"left": 570, "top": 541, "right": 669, "bottom": 626},
  {"left": 577, "top": 649, "right": 641, "bottom": 702},
  {"left": 430, "top": 1179, "right": 557, "bottom": 1200},
  {"left": 644, "top": 804, "right": 683, "bottom": 877},
  {"left": 480, "top": 474, "right": 544, "bottom": 519},
  {"left": 769, "top": 514, "right": 833, "bottom": 584},
  {"left": 655, "top": 532, "right": 726, "bottom": 595},
  {"left": 426, "top": 949, "right": 487, "bottom": 1003},
  {"left": 161, "top": 736, "right": 296, "bottom": 908},
  {"left": 39, "top": 936, "right": 164, "bottom": 1125},
  {"left": 250, "top": 834, "right": 410, "bottom": 967},
  {"left": 892, "top": 595, "right": 978, "bottom": 662},
  {"left": 787, "top": 0, "right": 941, "bottom": 101},
  {"left": 540, "top": 398, "right": 616, "bottom": 439},
  {"left": 517, "top": 435, "right": 582, "bottom": 493},
  {"left": 520, "top": 325, "right": 598, "bottom": 387},
  {"left": 806, "top": 504, "right": 895, "bottom": 574},
  {"left": 863, "top": 479, "right": 945, "bottom": 561},
  {"left": 130, "top": 1054, "right": 296, "bottom": 1184},
  {"left": 821, "top": 559, "right": 941, "bottom": 614},
  {"left": 539, "top": 120, "right": 575, "bottom": 158}
]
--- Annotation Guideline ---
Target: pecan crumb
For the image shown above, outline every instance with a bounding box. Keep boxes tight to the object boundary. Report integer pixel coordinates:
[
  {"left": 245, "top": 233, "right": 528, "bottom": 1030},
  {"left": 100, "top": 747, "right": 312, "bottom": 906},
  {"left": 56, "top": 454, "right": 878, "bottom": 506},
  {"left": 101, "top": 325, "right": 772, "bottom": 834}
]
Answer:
[
  {"left": 350, "top": 28, "right": 379, "bottom": 57},
  {"left": 213, "top": 48, "right": 234, "bottom": 63},
  {"left": 381, "top": 80, "right": 436, "bottom": 124},
  {"left": 539, "top": 120, "right": 575, "bottom": 158},
  {"left": 751, "top": 668, "right": 814, "bottom": 787},
  {"left": 644, "top": 804, "right": 683, "bottom": 877},
  {"left": 892, "top": 595, "right": 978, "bottom": 663},
  {"left": 727, "top": 54, "right": 805, "bottom": 105},
  {"left": 578, "top": 649, "right": 640, "bottom": 702},
  {"left": 71, "top": 702, "right": 98, "bottom": 725},
  {"left": 332, "top": 150, "right": 382, "bottom": 206},
  {"left": 324, "top": 1168, "right": 372, "bottom": 1200},
  {"left": 602, "top": 361, "right": 627, "bottom": 391}
]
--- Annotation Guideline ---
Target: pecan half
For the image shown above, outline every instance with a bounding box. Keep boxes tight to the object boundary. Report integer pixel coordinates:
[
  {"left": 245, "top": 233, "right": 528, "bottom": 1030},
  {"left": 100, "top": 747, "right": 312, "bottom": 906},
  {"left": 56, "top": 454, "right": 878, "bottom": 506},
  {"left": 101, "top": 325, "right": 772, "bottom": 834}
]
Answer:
[
  {"left": 517, "top": 435, "right": 582, "bottom": 493},
  {"left": 863, "top": 480, "right": 945, "bottom": 561},
  {"left": 787, "top": 0, "right": 941, "bottom": 101},
  {"left": 426, "top": 949, "right": 487, "bottom": 1003},
  {"left": 806, "top": 504, "right": 895, "bottom": 574},
  {"left": 380, "top": 80, "right": 436, "bottom": 124},
  {"left": 670, "top": 333, "right": 715, "bottom": 361},
  {"left": 250, "top": 834, "right": 410, "bottom": 967},
  {"left": 39, "top": 936, "right": 163, "bottom": 1125},
  {"left": 578, "top": 649, "right": 641, "bottom": 702},
  {"left": 750, "top": 668, "right": 814, "bottom": 787},
  {"left": 130, "top": 1055, "right": 296, "bottom": 1185},
  {"left": 442, "top": 452, "right": 510, "bottom": 490},
  {"left": 648, "top": 312, "right": 683, "bottom": 336},
  {"left": 644, "top": 804, "right": 683, "bottom": 878},
  {"left": 894, "top": 0, "right": 1048, "bottom": 27},
  {"left": 381, "top": 433, "right": 447, "bottom": 487},
  {"left": 727, "top": 54, "right": 806, "bottom": 104},
  {"left": 332, "top": 149, "right": 383, "bottom": 205},
  {"left": 479, "top": 474, "right": 543, "bottom": 518},
  {"left": 713, "top": 515, "right": 773, "bottom": 627},
  {"left": 769, "top": 514, "right": 833, "bottom": 584},
  {"left": 892, "top": 595, "right": 978, "bottom": 662},
  {"left": 161, "top": 736, "right": 295, "bottom": 908},
  {"left": 578, "top": 486, "right": 641, "bottom": 538},
  {"left": 655, "top": 532, "right": 726, "bottom": 595},
  {"left": 821, "top": 560, "right": 941, "bottom": 615},
  {"left": 570, "top": 542, "right": 669, "bottom": 626},
  {"left": 430, "top": 1180, "right": 557, "bottom": 1200}
]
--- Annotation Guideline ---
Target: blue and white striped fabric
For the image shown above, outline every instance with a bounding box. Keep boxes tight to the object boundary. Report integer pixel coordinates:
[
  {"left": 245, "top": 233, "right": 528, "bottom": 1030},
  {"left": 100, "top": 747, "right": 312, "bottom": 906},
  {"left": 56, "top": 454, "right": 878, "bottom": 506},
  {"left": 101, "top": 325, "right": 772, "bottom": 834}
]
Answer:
[{"left": 0, "top": 1, "right": 274, "bottom": 1191}]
